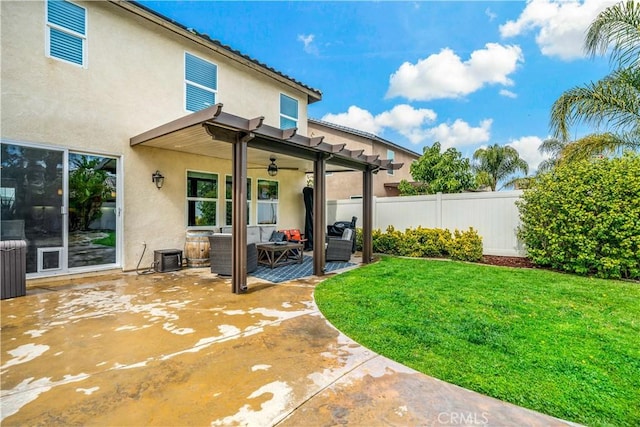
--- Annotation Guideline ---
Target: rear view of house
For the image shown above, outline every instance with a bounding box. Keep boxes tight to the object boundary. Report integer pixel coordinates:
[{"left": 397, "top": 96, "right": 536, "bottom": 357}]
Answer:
[
  {"left": 1, "top": 0, "right": 398, "bottom": 287},
  {"left": 1, "top": 0, "right": 322, "bottom": 278}
]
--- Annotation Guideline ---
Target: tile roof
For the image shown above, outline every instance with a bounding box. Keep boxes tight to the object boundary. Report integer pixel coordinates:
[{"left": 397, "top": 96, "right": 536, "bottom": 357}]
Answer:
[{"left": 308, "top": 118, "right": 421, "bottom": 158}]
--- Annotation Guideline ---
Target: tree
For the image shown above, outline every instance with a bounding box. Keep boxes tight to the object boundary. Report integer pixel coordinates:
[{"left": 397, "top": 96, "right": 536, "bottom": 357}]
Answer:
[
  {"left": 68, "top": 156, "right": 113, "bottom": 231},
  {"left": 404, "top": 142, "right": 475, "bottom": 195},
  {"left": 550, "top": 0, "right": 640, "bottom": 154},
  {"left": 537, "top": 137, "right": 567, "bottom": 173},
  {"left": 472, "top": 144, "right": 528, "bottom": 191},
  {"left": 517, "top": 152, "right": 640, "bottom": 280}
]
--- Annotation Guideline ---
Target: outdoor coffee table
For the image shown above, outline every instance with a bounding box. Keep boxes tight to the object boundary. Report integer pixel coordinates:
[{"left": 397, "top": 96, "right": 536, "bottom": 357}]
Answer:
[{"left": 256, "top": 242, "right": 304, "bottom": 269}]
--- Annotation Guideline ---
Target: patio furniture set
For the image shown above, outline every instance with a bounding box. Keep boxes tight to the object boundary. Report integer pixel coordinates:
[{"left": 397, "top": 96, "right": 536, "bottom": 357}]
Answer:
[{"left": 206, "top": 218, "right": 357, "bottom": 276}]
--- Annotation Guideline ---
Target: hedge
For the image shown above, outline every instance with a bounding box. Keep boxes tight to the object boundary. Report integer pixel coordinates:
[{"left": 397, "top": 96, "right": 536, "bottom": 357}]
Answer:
[
  {"left": 356, "top": 225, "right": 483, "bottom": 262},
  {"left": 517, "top": 153, "right": 640, "bottom": 280}
]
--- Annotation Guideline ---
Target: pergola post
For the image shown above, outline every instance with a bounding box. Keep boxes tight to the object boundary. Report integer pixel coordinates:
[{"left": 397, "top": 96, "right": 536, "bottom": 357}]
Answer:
[
  {"left": 231, "top": 133, "right": 249, "bottom": 293},
  {"left": 313, "top": 153, "right": 326, "bottom": 276},
  {"left": 362, "top": 167, "right": 374, "bottom": 264}
]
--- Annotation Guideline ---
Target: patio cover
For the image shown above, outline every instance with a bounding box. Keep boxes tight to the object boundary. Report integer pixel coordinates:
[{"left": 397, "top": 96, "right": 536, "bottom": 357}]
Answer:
[{"left": 131, "top": 104, "right": 403, "bottom": 293}]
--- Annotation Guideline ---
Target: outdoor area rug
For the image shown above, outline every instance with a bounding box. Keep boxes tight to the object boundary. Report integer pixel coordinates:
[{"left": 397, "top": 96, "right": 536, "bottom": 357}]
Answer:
[{"left": 251, "top": 255, "right": 355, "bottom": 283}]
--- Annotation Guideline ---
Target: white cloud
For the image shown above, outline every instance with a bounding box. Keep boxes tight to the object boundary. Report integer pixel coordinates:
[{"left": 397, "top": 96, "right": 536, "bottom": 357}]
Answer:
[
  {"left": 485, "top": 7, "right": 497, "bottom": 21},
  {"left": 499, "top": 89, "right": 517, "bottom": 98},
  {"left": 322, "top": 106, "right": 381, "bottom": 134},
  {"left": 375, "top": 104, "right": 437, "bottom": 133},
  {"left": 507, "top": 135, "right": 550, "bottom": 172},
  {"left": 322, "top": 104, "right": 436, "bottom": 138},
  {"left": 297, "top": 33, "right": 318, "bottom": 55},
  {"left": 422, "top": 119, "right": 493, "bottom": 150},
  {"left": 500, "top": 0, "right": 618, "bottom": 60},
  {"left": 386, "top": 43, "right": 523, "bottom": 101},
  {"left": 322, "top": 106, "right": 491, "bottom": 149}
]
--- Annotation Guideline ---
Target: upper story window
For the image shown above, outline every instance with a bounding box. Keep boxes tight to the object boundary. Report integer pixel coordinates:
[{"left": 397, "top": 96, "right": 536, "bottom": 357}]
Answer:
[
  {"left": 186, "top": 171, "right": 218, "bottom": 227},
  {"left": 387, "top": 149, "right": 395, "bottom": 175},
  {"left": 280, "top": 94, "right": 298, "bottom": 129},
  {"left": 185, "top": 52, "right": 218, "bottom": 112},
  {"left": 46, "top": 0, "right": 86, "bottom": 67}
]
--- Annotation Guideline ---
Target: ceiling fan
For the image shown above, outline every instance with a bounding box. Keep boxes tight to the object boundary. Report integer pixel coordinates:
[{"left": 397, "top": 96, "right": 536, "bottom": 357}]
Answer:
[{"left": 247, "top": 155, "right": 299, "bottom": 176}]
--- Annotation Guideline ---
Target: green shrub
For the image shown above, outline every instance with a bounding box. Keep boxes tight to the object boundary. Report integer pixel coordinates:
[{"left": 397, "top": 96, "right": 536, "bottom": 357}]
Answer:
[
  {"left": 447, "top": 228, "right": 484, "bottom": 262},
  {"left": 363, "top": 225, "right": 482, "bottom": 261},
  {"left": 517, "top": 153, "right": 640, "bottom": 279},
  {"left": 403, "top": 226, "right": 452, "bottom": 257},
  {"left": 372, "top": 225, "right": 404, "bottom": 255}
]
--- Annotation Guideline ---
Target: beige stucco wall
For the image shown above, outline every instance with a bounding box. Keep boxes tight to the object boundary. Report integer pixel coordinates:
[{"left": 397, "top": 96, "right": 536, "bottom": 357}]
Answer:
[
  {"left": 308, "top": 122, "right": 418, "bottom": 199},
  {"left": 1, "top": 1, "right": 310, "bottom": 271}
]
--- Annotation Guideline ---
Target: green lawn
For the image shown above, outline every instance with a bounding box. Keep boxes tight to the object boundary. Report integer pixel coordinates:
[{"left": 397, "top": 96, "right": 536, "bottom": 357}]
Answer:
[
  {"left": 92, "top": 231, "right": 116, "bottom": 247},
  {"left": 315, "top": 257, "right": 640, "bottom": 426}
]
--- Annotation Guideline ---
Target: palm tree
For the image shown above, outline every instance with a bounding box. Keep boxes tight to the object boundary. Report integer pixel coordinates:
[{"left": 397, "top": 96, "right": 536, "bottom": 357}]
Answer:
[
  {"left": 473, "top": 144, "right": 529, "bottom": 191},
  {"left": 550, "top": 67, "right": 640, "bottom": 144},
  {"left": 550, "top": 0, "right": 640, "bottom": 154},
  {"left": 537, "top": 134, "right": 628, "bottom": 171},
  {"left": 585, "top": 0, "right": 640, "bottom": 69},
  {"left": 537, "top": 137, "right": 567, "bottom": 173}
]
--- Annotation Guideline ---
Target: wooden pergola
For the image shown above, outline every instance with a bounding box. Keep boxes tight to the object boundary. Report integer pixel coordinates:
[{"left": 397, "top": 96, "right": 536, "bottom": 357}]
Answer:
[{"left": 131, "top": 104, "right": 402, "bottom": 293}]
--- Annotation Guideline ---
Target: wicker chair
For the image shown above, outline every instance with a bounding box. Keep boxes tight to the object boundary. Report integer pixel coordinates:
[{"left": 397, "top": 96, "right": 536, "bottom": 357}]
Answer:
[
  {"left": 326, "top": 228, "right": 354, "bottom": 262},
  {"left": 209, "top": 234, "right": 258, "bottom": 276}
]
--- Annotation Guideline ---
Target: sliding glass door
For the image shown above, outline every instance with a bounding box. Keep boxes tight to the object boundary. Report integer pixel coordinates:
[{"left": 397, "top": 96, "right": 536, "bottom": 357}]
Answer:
[
  {"left": 1, "top": 142, "right": 119, "bottom": 276},
  {"left": 67, "top": 153, "right": 117, "bottom": 268},
  {"left": 1, "top": 143, "right": 65, "bottom": 273}
]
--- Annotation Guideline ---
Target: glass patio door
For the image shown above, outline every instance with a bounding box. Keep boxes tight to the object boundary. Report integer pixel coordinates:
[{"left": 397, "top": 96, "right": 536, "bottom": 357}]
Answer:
[
  {"left": 1, "top": 143, "right": 120, "bottom": 276},
  {"left": 1, "top": 143, "right": 65, "bottom": 274},
  {"left": 67, "top": 153, "right": 118, "bottom": 269}
]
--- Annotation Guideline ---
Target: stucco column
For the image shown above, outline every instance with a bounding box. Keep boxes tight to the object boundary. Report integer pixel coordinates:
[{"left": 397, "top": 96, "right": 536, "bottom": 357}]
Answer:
[
  {"left": 313, "top": 154, "right": 326, "bottom": 276},
  {"left": 362, "top": 167, "right": 374, "bottom": 264},
  {"left": 231, "top": 134, "right": 249, "bottom": 293}
]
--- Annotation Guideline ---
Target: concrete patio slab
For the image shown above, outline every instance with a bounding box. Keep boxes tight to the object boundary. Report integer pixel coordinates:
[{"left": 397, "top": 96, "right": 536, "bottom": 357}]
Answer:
[{"left": 1, "top": 268, "right": 576, "bottom": 426}]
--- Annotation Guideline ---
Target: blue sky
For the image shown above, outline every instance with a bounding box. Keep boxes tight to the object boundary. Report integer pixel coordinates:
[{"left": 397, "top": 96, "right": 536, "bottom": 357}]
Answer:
[{"left": 139, "top": 0, "right": 617, "bottom": 172}]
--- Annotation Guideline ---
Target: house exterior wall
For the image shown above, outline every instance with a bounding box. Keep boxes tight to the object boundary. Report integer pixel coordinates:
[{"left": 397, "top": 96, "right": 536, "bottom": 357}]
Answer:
[
  {"left": 307, "top": 121, "right": 418, "bottom": 199},
  {"left": 1, "top": 0, "right": 311, "bottom": 273}
]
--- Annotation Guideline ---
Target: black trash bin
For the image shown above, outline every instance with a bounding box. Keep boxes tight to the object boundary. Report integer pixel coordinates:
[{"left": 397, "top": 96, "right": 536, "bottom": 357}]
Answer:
[{"left": 1, "top": 240, "right": 27, "bottom": 299}]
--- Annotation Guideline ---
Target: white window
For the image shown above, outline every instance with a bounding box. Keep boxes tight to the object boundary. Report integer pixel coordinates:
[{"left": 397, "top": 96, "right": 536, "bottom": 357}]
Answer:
[
  {"left": 185, "top": 52, "right": 218, "bottom": 112},
  {"left": 280, "top": 94, "right": 298, "bottom": 129},
  {"left": 387, "top": 149, "right": 395, "bottom": 175},
  {"left": 46, "top": 0, "right": 86, "bottom": 67},
  {"left": 257, "top": 179, "right": 278, "bottom": 225},
  {"left": 225, "top": 175, "right": 251, "bottom": 225},
  {"left": 186, "top": 171, "right": 218, "bottom": 227}
]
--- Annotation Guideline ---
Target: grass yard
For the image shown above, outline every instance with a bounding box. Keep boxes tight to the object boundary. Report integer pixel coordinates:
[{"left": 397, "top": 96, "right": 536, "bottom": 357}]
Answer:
[
  {"left": 315, "top": 256, "right": 640, "bottom": 426},
  {"left": 92, "top": 231, "right": 116, "bottom": 247}
]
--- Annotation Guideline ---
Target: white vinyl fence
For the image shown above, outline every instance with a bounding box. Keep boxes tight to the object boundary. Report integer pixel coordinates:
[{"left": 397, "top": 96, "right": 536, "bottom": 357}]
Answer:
[{"left": 327, "top": 190, "right": 526, "bottom": 257}]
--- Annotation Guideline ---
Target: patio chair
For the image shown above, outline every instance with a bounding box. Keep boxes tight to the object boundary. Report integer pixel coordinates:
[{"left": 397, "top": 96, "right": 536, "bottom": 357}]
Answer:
[
  {"left": 209, "top": 234, "right": 258, "bottom": 276},
  {"left": 327, "top": 216, "right": 357, "bottom": 253},
  {"left": 326, "top": 227, "right": 354, "bottom": 262}
]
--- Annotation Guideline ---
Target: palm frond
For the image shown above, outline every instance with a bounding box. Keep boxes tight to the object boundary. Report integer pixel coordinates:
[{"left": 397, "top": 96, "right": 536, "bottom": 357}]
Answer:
[
  {"left": 550, "top": 67, "right": 640, "bottom": 141},
  {"left": 560, "top": 133, "right": 629, "bottom": 162},
  {"left": 585, "top": 0, "right": 640, "bottom": 68}
]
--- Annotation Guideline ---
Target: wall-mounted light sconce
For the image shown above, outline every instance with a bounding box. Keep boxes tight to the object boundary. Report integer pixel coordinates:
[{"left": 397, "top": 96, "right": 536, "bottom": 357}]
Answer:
[
  {"left": 267, "top": 156, "right": 278, "bottom": 177},
  {"left": 152, "top": 170, "right": 165, "bottom": 189}
]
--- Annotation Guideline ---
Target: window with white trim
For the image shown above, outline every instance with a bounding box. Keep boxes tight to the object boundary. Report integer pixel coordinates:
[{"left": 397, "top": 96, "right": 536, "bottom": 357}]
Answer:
[
  {"left": 46, "top": 0, "right": 86, "bottom": 66},
  {"left": 186, "top": 171, "right": 218, "bottom": 227},
  {"left": 225, "top": 175, "right": 251, "bottom": 225},
  {"left": 280, "top": 94, "right": 298, "bottom": 129},
  {"left": 387, "top": 149, "right": 395, "bottom": 175},
  {"left": 257, "top": 179, "right": 278, "bottom": 225},
  {"left": 185, "top": 52, "right": 218, "bottom": 112}
]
